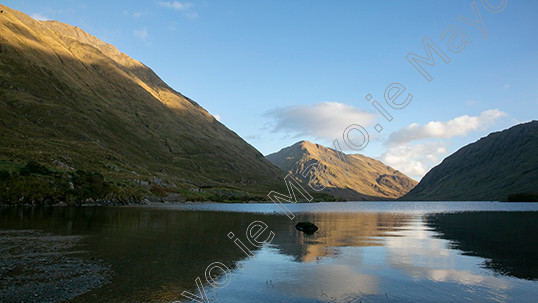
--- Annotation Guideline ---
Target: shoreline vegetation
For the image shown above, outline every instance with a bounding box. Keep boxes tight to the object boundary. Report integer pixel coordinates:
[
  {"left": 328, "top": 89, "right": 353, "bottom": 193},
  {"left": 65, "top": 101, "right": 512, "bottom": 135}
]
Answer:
[
  {"left": 0, "top": 160, "right": 340, "bottom": 206},
  {"left": 1, "top": 159, "right": 536, "bottom": 206}
]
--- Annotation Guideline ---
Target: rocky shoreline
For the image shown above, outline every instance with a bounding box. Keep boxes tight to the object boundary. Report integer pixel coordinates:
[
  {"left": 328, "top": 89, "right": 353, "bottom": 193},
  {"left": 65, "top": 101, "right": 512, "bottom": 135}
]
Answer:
[
  {"left": 0, "top": 230, "right": 110, "bottom": 303},
  {"left": 0, "top": 195, "right": 280, "bottom": 207}
]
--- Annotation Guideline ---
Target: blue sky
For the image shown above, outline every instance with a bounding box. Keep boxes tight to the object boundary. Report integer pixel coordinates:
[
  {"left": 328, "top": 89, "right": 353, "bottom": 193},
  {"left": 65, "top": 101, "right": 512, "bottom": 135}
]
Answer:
[{"left": 6, "top": 0, "right": 538, "bottom": 180}]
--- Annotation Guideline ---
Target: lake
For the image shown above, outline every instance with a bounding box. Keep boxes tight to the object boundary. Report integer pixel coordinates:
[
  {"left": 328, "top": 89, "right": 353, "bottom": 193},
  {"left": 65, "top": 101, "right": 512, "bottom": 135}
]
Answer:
[{"left": 1, "top": 202, "right": 538, "bottom": 302}]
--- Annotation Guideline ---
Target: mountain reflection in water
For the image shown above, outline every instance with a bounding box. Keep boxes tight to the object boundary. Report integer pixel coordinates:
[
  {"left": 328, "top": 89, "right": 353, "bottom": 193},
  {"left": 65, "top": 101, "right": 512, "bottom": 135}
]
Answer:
[{"left": 1, "top": 203, "right": 537, "bottom": 302}]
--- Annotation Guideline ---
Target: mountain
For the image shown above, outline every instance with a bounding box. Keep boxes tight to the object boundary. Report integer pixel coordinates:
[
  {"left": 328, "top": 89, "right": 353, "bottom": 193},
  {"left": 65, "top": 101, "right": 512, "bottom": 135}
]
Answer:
[
  {"left": 402, "top": 121, "right": 538, "bottom": 201},
  {"left": 0, "top": 5, "right": 285, "bottom": 203},
  {"left": 266, "top": 141, "right": 417, "bottom": 200}
]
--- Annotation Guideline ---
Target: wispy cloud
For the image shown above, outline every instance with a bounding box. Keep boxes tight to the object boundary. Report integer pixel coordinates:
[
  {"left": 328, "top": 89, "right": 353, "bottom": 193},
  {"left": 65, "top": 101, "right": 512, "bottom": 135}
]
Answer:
[
  {"left": 31, "top": 8, "right": 75, "bottom": 21},
  {"left": 31, "top": 13, "right": 50, "bottom": 21},
  {"left": 123, "top": 10, "right": 151, "bottom": 18},
  {"left": 157, "top": 1, "right": 198, "bottom": 18},
  {"left": 167, "top": 21, "right": 178, "bottom": 31},
  {"left": 185, "top": 11, "right": 198, "bottom": 18},
  {"left": 385, "top": 109, "right": 507, "bottom": 146},
  {"left": 465, "top": 100, "right": 480, "bottom": 107},
  {"left": 266, "top": 102, "right": 376, "bottom": 140},
  {"left": 133, "top": 27, "right": 149, "bottom": 40},
  {"left": 157, "top": 1, "right": 193, "bottom": 10},
  {"left": 245, "top": 135, "right": 260, "bottom": 140}
]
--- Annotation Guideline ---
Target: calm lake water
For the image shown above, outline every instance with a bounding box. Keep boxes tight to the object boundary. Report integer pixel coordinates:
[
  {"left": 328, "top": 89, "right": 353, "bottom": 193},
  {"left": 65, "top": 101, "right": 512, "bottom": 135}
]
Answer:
[{"left": 1, "top": 202, "right": 538, "bottom": 303}]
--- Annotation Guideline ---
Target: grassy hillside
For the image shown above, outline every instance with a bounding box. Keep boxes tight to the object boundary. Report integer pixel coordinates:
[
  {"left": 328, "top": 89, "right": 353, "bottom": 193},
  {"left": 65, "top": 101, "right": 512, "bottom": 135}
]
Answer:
[
  {"left": 402, "top": 121, "right": 538, "bottom": 201},
  {"left": 266, "top": 141, "right": 417, "bottom": 200},
  {"left": 0, "top": 5, "right": 286, "bottom": 204}
]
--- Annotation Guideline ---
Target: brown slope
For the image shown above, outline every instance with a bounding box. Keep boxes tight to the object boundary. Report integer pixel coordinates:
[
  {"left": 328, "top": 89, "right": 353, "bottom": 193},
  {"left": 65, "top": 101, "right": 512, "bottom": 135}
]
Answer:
[
  {"left": 0, "top": 5, "right": 284, "bottom": 199},
  {"left": 266, "top": 141, "right": 417, "bottom": 200},
  {"left": 402, "top": 121, "right": 538, "bottom": 201}
]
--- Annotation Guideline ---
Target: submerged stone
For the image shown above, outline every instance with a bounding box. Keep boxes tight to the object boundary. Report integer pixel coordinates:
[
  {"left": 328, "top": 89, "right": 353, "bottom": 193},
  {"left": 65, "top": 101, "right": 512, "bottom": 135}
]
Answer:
[{"left": 295, "top": 222, "right": 318, "bottom": 235}]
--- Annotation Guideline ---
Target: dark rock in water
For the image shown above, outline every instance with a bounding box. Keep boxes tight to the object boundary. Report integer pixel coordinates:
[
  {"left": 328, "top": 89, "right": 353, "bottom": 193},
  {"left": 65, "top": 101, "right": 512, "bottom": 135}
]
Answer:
[{"left": 295, "top": 222, "right": 318, "bottom": 235}]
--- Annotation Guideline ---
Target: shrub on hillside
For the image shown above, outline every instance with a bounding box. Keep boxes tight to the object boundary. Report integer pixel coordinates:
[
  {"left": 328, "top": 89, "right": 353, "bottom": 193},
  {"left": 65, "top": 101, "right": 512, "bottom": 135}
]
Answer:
[
  {"left": 72, "top": 170, "right": 111, "bottom": 199},
  {"left": 0, "top": 170, "right": 10, "bottom": 180},
  {"left": 19, "top": 160, "right": 52, "bottom": 176},
  {"left": 149, "top": 185, "right": 167, "bottom": 197}
]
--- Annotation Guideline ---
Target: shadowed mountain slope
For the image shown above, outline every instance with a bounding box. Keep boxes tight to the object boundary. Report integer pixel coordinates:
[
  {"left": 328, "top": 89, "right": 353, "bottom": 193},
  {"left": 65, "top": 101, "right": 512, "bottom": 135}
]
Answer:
[
  {"left": 402, "top": 121, "right": 538, "bottom": 201},
  {"left": 0, "top": 5, "right": 285, "bottom": 202}
]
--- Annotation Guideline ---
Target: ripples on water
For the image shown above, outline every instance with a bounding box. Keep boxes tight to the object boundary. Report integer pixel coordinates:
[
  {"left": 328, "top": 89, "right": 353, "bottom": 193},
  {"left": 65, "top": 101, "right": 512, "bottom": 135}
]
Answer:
[{"left": 1, "top": 202, "right": 538, "bottom": 302}]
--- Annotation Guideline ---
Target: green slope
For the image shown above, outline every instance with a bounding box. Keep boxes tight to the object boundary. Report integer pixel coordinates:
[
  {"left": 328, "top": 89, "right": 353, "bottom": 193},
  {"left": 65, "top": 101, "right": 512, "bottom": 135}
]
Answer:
[
  {"left": 0, "top": 5, "right": 285, "bottom": 204},
  {"left": 402, "top": 121, "right": 538, "bottom": 201}
]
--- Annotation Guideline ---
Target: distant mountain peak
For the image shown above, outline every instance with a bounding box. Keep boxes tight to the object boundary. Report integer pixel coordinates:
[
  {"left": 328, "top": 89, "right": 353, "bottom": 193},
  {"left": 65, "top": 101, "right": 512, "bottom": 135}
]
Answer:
[{"left": 267, "top": 141, "right": 417, "bottom": 200}]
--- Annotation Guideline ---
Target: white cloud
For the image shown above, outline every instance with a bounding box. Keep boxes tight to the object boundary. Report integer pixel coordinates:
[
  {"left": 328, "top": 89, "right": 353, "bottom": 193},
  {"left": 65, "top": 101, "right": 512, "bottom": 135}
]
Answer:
[
  {"left": 157, "top": 1, "right": 197, "bottom": 18},
  {"left": 465, "top": 100, "right": 480, "bottom": 107},
  {"left": 186, "top": 11, "right": 199, "bottom": 18},
  {"left": 31, "top": 13, "right": 50, "bottom": 21},
  {"left": 378, "top": 109, "right": 508, "bottom": 179},
  {"left": 385, "top": 109, "right": 507, "bottom": 146},
  {"left": 124, "top": 10, "right": 149, "bottom": 18},
  {"left": 266, "top": 102, "right": 376, "bottom": 140},
  {"left": 167, "top": 21, "right": 178, "bottom": 31},
  {"left": 378, "top": 142, "right": 448, "bottom": 180},
  {"left": 133, "top": 27, "right": 148, "bottom": 40},
  {"left": 213, "top": 114, "right": 221, "bottom": 122},
  {"left": 157, "top": 1, "right": 193, "bottom": 10}
]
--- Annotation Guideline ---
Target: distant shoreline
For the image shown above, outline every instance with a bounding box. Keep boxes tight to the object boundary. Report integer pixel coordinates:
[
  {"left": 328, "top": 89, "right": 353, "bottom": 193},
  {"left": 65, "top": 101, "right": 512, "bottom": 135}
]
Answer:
[{"left": 5, "top": 200, "right": 536, "bottom": 208}]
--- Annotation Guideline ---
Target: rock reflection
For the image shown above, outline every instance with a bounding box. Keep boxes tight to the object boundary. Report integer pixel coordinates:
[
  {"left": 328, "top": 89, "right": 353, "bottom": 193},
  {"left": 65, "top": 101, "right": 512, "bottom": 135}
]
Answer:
[{"left": 273, "top": 212, "right": 413, "bottom": 263}]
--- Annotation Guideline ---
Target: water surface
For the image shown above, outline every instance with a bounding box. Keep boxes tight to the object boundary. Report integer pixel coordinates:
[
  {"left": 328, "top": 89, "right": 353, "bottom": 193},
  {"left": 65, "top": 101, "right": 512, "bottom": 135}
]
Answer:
[{"left": 1, "top": 202, "right": 537, "bottom": 302}]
